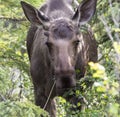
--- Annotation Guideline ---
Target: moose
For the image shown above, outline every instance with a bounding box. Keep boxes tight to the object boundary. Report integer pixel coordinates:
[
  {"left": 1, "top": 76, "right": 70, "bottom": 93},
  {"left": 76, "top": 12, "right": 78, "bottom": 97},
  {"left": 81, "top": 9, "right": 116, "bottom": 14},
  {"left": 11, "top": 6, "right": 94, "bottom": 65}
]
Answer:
[{"left": 21, "top": 0, "right": 97, "bottom": 116}]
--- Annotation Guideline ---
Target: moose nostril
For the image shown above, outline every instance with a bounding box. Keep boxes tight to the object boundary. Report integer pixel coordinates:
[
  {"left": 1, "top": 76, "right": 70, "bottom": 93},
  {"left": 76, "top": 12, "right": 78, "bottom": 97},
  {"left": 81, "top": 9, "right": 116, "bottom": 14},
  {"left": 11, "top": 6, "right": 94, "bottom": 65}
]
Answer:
[
  {"left": 60, "top": 75, "right": 76, "bottom": 89},
  {"left": 61, "top": 75, "right": 69, "bottom": 79}
]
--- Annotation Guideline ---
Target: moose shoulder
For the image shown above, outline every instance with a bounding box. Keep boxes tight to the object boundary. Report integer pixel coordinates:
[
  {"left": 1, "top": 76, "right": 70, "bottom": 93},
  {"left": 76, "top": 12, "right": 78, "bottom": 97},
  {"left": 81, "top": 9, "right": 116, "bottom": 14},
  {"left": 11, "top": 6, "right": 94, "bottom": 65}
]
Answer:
[{"left": 21, "top": 0, "right": 97, "bottom": 116}]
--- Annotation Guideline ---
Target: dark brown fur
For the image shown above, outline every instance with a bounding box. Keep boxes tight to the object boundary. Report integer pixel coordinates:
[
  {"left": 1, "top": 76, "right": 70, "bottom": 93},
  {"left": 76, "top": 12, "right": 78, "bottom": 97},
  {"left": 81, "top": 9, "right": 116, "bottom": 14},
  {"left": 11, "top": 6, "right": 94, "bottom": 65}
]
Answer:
[{"left": 21, "top": 0, "right": 97, "bottom": 116}]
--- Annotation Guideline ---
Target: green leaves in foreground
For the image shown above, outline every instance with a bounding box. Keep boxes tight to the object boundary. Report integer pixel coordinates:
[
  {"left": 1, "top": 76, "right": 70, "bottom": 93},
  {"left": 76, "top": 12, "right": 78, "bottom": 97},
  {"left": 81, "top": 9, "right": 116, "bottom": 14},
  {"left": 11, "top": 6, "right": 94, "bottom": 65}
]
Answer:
[{"left": 0, "top": 101, "right": 49, "bottom": 117}]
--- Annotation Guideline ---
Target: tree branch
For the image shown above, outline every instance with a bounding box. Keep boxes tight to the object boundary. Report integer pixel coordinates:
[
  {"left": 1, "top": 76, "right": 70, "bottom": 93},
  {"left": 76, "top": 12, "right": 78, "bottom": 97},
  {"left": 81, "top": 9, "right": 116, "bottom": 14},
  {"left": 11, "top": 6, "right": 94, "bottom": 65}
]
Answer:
[
  {"left": 0, "top": 16, "right": 26, "bottom": 22},
  {"left": 99, "top": 15, "right": 114, "bottom": 42}
]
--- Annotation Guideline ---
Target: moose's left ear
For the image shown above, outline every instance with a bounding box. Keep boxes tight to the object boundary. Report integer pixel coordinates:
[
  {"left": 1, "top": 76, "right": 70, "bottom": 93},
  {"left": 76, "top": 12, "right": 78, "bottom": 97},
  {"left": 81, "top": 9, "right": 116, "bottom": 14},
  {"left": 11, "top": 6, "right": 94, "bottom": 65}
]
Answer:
[
  {"left": 72, "top": 0, "right": 97, "bottom": 25},
  {"left": 21, "top": 1, "right": 50, "bottom": 27}
]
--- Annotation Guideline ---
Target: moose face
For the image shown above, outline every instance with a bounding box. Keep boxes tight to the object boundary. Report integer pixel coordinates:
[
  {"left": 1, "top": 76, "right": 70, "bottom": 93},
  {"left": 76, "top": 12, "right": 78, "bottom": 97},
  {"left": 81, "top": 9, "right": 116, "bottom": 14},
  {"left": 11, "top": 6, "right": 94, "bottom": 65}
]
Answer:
[{"left": 45, "top": 19, "right": 81, "bottom": 94}]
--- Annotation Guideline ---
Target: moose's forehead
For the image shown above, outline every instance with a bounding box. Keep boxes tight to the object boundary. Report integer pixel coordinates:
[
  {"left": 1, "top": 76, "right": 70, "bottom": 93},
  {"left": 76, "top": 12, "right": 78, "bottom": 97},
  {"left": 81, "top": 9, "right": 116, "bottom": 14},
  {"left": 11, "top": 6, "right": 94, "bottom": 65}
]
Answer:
[{"left": 50, "top": 19, "right": 75, "bottom": 39}]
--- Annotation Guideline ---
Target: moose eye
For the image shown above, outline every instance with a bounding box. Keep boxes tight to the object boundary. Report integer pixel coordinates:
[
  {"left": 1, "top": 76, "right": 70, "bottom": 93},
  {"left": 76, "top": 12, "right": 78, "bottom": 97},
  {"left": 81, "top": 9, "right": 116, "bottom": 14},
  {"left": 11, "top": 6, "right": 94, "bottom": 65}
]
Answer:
[
  {"left": 46, "top": 41, "right": 53, "bottom": 48},
  {"left": 46, "top": 41, "right": 54, "bottom": 57},
  {"left": 46, "top": 41, "right": 54, "bottom": 54},
  {"left": 73, "top": 40, "right": 80, "bottom": 47},
  {"left": 44, "top": 31, "right": 49, "bottom": 37}
]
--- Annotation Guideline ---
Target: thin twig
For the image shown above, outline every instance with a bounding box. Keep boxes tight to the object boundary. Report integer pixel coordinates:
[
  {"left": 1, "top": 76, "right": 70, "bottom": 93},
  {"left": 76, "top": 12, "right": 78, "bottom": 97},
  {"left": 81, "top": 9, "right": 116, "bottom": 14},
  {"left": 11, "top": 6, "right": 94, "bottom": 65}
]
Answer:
[
  {"left": 43, "top": 81, "right": 56, "bottom": 110},
  {"left": 0, "top": 93, "right": 6, "bottom": 101}
]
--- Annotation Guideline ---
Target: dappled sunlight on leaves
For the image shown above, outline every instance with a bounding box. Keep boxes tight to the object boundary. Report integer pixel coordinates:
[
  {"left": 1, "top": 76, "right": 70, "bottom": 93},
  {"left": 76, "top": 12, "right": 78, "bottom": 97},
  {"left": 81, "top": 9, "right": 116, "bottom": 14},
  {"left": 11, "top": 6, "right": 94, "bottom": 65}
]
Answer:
[
  {"left": 113, "top": 42, "right": 120, "bottom": 54},
  {"left": 0, "top": 100, "right": 49, "bottom": 117}
]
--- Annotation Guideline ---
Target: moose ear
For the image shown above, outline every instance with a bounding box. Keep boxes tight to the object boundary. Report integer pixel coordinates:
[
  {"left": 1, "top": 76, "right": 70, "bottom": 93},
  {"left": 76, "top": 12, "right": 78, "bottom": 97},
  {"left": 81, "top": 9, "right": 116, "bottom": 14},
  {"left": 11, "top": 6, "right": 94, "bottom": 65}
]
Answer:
[
  {"left": 72, "top": 0, "right": 97, "bottom": 25},
  {"left": 21, "top": 1, "right": 49, "bottom": 27}
]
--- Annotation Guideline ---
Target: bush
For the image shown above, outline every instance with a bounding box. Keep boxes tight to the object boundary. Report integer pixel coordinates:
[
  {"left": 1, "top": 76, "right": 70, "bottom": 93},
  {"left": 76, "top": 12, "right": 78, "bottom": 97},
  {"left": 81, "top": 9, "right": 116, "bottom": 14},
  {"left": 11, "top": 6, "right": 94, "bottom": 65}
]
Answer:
[{"left": 0, "top": 100, "right": 49, "bottom": 117}]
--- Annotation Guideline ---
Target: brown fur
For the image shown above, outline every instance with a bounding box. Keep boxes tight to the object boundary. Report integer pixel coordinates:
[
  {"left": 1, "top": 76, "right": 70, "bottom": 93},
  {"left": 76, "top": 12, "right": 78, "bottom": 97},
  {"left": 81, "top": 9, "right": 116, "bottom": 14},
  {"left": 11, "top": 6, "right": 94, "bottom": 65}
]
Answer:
[{"left": 21, "top": 0, "right": 97, "bottom": 116}]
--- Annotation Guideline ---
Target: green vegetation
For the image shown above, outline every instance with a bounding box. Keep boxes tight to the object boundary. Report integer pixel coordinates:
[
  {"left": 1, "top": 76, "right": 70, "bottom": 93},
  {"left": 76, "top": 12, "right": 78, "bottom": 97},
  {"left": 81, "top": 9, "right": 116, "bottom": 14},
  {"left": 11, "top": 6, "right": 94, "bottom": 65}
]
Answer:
[
  {"left": 0, "top": 101, "right": 49, "bottom": 117},
  {"left": 0, "top": 0, "right": 119, "bottom": 117}
]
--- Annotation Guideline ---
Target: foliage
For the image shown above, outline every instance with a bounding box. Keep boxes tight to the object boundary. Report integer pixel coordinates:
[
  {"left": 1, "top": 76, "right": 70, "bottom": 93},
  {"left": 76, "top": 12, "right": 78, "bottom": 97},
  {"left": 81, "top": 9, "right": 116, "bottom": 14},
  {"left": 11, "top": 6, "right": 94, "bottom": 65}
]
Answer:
[
  {"left": 0, "top": 0, "right": 120, "bottom": 117},
  {"left": 0, "top": 100, "right": 49, "bottom": 117},
  {"left": 0, "top": 0, "right": 48, "bottom": 116},
  {"left": 56, "top": 62, "right": 120, "bottom": 117}
]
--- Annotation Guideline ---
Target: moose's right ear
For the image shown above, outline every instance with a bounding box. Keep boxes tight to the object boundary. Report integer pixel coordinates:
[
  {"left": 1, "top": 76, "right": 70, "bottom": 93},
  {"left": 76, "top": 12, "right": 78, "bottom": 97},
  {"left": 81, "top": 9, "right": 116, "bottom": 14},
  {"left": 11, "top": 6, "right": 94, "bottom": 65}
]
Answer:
[
  {"left": 21, "top": 1, "right": 50, "bottom": 26},
  {"left": 72, "top": 0, "right": 97, "bottom": 25}
]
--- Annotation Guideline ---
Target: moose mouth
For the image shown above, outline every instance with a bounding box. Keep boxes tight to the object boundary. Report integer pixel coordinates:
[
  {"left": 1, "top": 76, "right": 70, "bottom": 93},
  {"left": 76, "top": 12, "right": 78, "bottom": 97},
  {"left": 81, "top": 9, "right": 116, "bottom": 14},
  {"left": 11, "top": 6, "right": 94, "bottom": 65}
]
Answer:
[{"left": 56, "top": 76, "right": 76, "bottom": 96}]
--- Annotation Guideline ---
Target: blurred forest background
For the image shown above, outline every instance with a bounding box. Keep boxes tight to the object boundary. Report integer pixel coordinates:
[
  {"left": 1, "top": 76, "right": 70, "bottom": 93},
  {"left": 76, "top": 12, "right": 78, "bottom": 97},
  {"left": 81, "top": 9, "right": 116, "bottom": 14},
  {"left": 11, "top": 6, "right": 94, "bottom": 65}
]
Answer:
[{"left": 0, "top": 0, "right": 120, "bottom": 117}]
